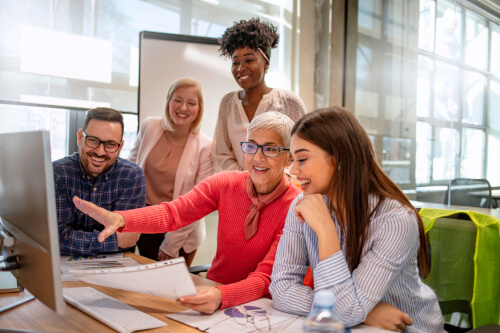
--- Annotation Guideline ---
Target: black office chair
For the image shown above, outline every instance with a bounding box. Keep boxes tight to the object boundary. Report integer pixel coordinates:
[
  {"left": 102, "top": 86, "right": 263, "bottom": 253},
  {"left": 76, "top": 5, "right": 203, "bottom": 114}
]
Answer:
[
  {"left": 443, "top": 178, "right": 495, "bottom": 209},
  {"left": 189, "top": 264, "right": 211, "bottom": 275},
  {"left": 466, "top": 325, "right": 500, "bottom": 332}
]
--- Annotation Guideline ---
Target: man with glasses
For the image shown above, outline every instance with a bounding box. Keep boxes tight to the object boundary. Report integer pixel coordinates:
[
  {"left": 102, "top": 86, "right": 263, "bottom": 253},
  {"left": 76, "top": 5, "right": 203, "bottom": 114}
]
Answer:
[{"left": 53, "top": 107, "right": 146, "bottom": 256}]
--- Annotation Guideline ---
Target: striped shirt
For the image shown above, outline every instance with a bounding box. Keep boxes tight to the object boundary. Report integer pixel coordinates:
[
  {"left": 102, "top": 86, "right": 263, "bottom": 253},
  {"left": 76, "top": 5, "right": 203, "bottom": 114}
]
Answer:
[
  {"left": 270, "top": 193, "right": 444, "bottom": 332},
  {"left": 53, "top": 153, "right": 146, "bottom": 256}
]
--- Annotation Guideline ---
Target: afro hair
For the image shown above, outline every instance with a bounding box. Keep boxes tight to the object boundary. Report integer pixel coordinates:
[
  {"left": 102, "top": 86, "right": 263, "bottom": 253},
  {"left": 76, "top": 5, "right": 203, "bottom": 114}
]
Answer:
[{"left": 218, "top": 18, "right": 279, "bottom": 61}]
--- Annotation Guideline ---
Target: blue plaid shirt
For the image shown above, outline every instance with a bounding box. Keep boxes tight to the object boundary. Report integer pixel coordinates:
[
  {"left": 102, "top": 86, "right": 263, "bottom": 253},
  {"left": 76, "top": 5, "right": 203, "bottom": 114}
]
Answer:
[{"left": 53, "top": 153, "right": 146, "bottom": 256}]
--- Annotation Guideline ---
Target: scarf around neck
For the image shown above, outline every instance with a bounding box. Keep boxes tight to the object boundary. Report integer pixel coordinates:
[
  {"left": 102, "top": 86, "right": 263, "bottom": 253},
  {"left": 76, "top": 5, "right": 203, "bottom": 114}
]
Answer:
[{"left": 244, "top": 173, "right": 289, "bottom": 240}]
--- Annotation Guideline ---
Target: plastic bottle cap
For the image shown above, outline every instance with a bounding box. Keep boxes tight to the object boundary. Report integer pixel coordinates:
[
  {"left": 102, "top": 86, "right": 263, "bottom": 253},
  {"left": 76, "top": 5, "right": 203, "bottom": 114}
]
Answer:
[{"left": 314, "top": 290, "right": 335, "bottom": 307}]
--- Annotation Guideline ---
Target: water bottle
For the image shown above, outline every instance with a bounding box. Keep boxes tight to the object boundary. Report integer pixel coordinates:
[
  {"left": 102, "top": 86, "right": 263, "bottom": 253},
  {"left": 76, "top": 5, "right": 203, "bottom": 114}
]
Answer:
[{"left": 303, "top": 290, "right": 345, "bottom": 333}]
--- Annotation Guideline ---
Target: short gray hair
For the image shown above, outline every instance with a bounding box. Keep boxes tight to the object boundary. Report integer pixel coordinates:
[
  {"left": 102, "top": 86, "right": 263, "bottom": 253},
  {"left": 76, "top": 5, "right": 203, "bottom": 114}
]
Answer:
[{"left": 247, "top": 111, "right": 295, "bottom": 149}]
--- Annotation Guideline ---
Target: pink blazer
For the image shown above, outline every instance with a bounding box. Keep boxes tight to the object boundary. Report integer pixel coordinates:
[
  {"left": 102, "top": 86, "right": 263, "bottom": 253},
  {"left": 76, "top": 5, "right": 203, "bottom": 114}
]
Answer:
[{"left": 129, "top": 117, "right": 213, "bottom": 257}]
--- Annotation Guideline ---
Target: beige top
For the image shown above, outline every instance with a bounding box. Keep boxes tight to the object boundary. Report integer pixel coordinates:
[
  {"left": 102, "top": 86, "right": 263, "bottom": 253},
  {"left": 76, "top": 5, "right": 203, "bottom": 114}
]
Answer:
[
  {"left": 129, "top": 117, "right": 213, "bottom": 257},
  {"left": 211, "top": 88, "right": 307, "bottom": 172},
  {"left": 143, "top": 132, "right": 184, "bottom": 205}
]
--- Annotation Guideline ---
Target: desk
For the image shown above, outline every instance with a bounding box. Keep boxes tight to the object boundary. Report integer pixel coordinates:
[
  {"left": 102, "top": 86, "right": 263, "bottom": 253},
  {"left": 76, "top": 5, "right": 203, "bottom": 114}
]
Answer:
[
  {"left": 469, "top": 190, "right": 500, "bottom": 199},
  {"left": 411, "top": 200, "right": 500, "bottom": 218},
  {"left": 0, "top": 253, "right": 216, "bottom": 332},
  {"left": 469, "top": 190, "right": 500, "bottom": 207},
  {"left": 0, "top": 253, "right": 398, "bottom": 333}
]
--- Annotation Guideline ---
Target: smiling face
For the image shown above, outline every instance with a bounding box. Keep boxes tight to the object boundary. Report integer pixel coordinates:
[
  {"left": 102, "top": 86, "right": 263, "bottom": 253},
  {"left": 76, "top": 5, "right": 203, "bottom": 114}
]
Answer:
[
  {"left": 168, "top": 85, "right": 200, "bottom": 131},
  {"left": 231, "top": 46, "right": 268, "bottom": 91},
  {"left": 77, "top": 119, "right": 123, "bottom": 178},
  {"left": 289, "top": 134, "right": 336, "bottom": 196},
  {"left": 245, "top": 128, "right": 291, "bottom": 194}
]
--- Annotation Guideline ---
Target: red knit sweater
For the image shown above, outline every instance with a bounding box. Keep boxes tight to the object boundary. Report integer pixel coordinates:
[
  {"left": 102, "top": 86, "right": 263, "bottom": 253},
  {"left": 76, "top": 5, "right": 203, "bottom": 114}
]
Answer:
[{"left": 118, "top": 171, "right": 301, "bottom": 309}]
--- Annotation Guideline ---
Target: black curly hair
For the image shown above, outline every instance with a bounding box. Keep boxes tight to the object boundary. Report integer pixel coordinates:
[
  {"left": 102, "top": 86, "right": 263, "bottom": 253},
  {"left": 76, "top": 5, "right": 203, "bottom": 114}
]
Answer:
[{"left": 218, "top": 18, "right": 279, "bottom": 62}]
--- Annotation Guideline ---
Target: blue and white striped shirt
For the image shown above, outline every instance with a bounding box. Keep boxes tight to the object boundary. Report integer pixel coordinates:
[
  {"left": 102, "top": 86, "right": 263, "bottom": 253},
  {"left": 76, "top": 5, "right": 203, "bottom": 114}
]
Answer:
[
  {"left": 53, "top": 153, "right": 146, "bottom": 256},
  {"left": 270, "top": 193, "right": 444, "bottom": 332}
]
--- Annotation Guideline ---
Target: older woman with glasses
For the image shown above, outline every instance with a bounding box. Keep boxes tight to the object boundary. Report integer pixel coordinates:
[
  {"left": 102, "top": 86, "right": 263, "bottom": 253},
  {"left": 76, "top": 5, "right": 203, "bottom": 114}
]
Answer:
[{"left": 72, "top": 111, "right": 302, "bottom": 314}]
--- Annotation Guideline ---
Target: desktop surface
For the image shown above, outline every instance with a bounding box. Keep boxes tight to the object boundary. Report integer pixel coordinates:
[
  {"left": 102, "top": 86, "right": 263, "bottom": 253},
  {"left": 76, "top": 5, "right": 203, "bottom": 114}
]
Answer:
[
  {"left": 0, "top": 253, "right": 398, "bottom": 333},
  {"left": 411, "top": 200, "right": 500, "bottom": 218},
  {"left": 0, "top": 253, "right": 211, "bottom": 332}
]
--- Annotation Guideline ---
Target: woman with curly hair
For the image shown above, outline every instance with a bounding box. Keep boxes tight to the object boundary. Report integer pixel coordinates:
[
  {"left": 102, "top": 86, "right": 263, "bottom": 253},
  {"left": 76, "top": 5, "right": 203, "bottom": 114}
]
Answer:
[{"left": 212, "top": 17, "right": 307, "bottom": 172}]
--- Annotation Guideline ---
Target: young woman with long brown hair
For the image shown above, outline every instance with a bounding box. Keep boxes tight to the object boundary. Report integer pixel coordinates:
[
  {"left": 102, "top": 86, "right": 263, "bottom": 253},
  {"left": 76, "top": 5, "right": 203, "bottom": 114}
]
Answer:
[{"left": 270, "top": 106, "right": 444, "bottom": 332}]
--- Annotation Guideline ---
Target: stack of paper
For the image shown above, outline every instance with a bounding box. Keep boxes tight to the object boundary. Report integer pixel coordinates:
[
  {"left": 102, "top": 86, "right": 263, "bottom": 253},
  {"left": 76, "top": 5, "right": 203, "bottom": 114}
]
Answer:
[{"left": 68, "top": 257, "right": 196, "bottom": 300}]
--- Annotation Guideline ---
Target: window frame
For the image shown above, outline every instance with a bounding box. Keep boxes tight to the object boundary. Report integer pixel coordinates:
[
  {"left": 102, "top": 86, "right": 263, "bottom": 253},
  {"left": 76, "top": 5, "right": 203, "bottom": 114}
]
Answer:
[{"left": 416, "top": 0, "right": 494, "bottom": 186}]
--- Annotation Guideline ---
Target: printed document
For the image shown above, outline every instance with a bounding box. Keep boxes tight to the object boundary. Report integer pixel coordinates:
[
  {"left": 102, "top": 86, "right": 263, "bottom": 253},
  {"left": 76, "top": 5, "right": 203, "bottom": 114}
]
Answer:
[
  {"left": 68, "top": 257, "right": 196, "bottom": 300},
  {"left": 60, "top": 253, "right": 140, "bottom": 282},
  {"left": 167, "top": 298, "right": 393, "bottom": 333}
]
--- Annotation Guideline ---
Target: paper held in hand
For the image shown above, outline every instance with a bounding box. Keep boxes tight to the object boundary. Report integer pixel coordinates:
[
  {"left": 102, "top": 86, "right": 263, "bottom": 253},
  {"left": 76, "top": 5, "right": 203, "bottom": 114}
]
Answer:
[{"left": 68, "top": 257, "right": 196, "bottom": 300}]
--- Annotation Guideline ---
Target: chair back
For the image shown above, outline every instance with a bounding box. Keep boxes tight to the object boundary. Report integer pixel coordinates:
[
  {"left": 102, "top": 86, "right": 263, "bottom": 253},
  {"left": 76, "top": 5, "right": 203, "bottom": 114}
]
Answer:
[
  {"left": 421, "top": 208, "right": 500, "bottom": 329},
  {"left": 444, "top": 178, "right": 493, "bottom": 208},
  {"left": 425, "top": 214, "right": 476, "bottom": 328}
]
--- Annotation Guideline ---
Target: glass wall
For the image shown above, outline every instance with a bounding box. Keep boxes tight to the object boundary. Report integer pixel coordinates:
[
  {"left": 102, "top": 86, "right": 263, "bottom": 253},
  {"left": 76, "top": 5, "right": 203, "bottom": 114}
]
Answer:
[
  {"left": 416, "top": 0, "right": 495, "bottom": 186},
  {"left": 346, "top": 0, "right": 499, "bottom": 200},
  {"left": 351, "top": 0, "right": 420, "bottom": 190},
  {"left": 0, "top": 0, "right": 296, "bottom": 159}
]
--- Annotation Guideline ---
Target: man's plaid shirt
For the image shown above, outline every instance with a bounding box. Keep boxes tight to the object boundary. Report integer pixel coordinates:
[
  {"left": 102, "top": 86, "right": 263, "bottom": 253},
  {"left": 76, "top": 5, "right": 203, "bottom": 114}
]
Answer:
[{"left": 53, "top": 153, "right": 146, "bottom": 256}]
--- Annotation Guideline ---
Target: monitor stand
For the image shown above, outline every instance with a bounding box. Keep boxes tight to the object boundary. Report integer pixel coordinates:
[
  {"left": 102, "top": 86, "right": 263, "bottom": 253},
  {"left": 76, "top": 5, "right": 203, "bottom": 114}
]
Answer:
[
  {"left": 0, "top": 270, "right": 21, "bottom": 293},
  {"left": 1, "top": 223, "right": 21, "bottom": 293},
  {"left": 0, "top": 234, "right": 32, "bottom": 313},
  {"left": 0, "top": 258, "right": 34, "bottom": 314}
]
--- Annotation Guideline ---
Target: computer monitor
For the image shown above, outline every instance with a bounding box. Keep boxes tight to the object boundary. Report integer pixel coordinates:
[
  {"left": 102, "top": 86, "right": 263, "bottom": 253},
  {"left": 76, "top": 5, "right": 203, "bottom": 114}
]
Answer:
[{"left": 0, "top": 130, "right": 65, "bottom": 314}]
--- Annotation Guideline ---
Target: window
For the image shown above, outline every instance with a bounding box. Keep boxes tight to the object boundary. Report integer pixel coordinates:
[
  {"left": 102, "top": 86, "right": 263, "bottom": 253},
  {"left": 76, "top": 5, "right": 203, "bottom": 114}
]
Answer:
[
  {"left": 0, "top": 104, "right": 68, "bottom": 161},
  {"left": 0, "top": 0, "right": 296, "bottom": 160},
  {"left": 351, "top": 0, "right": 420, "bottom": 189},
  {"left": 347, "top": 0, "right": 499, "bottom": 191},
  {"left": 416, "top": 0, "right": 497, "bottom": 185}
]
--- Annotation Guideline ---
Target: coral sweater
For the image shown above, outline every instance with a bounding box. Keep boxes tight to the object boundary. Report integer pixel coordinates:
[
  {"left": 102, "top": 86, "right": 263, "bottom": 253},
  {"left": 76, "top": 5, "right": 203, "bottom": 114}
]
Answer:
[{"left": 118, "top": 171, "right": 301, "bottom": 309}]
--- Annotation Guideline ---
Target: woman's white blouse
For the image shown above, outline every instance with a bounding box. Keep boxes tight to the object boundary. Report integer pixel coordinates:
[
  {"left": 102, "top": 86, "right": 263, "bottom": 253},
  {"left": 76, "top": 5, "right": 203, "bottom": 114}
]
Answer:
[
  {"left": 211, "top": 88, "right": 306, "bottom": 172},
  {"left": 270, "top": 194, "right": 444, "bottom": 332}
]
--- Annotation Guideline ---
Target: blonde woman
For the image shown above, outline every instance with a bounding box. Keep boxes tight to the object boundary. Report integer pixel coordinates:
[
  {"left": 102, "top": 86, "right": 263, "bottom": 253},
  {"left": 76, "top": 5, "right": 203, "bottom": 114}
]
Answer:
[{"left": 129, "top": 77, "right": 213, "bottom": 265}]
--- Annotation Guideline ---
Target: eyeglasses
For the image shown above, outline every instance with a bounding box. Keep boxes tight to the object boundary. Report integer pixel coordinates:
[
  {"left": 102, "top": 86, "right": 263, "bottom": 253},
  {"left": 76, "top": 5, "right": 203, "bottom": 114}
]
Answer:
[
  {"left": 240, "top": 142, "right": 289, "bottom": 158},
  {"left": 82, "top": 131, "right": 121, "bottom": 153},
  {"left": 229, "top": 305, "right": 270, "bottom": 332}
]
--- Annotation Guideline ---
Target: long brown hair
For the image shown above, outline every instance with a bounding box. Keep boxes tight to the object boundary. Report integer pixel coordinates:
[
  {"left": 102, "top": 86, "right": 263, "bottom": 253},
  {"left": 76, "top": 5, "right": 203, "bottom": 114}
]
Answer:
[{"left": 291, "top": 106, "right": 428, "bottom": 277}]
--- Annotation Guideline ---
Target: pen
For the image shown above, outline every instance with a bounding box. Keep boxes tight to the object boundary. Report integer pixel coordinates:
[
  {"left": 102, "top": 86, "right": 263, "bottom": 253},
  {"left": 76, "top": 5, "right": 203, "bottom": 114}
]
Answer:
[{"left": 0, "top": 294, "right": 36, "bottom": 314}]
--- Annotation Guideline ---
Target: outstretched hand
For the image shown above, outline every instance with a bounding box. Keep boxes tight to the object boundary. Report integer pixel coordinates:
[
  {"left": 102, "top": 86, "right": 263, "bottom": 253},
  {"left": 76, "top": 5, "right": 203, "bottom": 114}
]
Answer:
[{"left": 72, "top": 196, "right": 126, "bottom": 242}]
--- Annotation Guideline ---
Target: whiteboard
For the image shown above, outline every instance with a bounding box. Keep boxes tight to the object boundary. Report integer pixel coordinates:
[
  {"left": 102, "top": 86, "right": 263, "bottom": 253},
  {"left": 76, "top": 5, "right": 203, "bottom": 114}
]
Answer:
[{"left": 139, "top": 31, "right": 238, "bottom": 138}]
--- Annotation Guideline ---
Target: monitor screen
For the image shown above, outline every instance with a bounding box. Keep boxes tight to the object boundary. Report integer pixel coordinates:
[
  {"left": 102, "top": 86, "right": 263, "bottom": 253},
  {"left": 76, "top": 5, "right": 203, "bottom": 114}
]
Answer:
[{"left": 0, "top": 130, "right": 65, "bottom": 314}]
